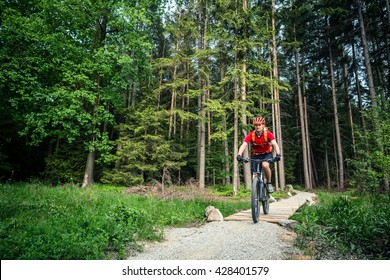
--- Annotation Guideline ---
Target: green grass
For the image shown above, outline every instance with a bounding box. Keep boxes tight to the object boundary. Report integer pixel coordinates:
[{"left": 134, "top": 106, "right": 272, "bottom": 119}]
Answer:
[
  {"left": 0, "top": 182, "right": 250, "bottom": 260},
  {"left": 291, "top": 191, "right": 390, "bottom": 259},
  {"left": 207, "top": 184, "right": 251, "bottom": 199},
  {"left": 209, "top": 184, "right": 292, "bottom": 200}
]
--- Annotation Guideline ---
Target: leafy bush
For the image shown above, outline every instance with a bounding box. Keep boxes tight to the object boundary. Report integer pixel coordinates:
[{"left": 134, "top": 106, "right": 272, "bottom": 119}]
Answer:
[{"left": 292, "top": 192, "right": 390, "bottom": 259}]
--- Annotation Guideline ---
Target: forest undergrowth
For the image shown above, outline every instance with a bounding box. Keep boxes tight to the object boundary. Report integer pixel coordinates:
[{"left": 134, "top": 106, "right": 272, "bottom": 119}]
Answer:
[
  {"left": 0, "top": 182, "right": 250, "bottom": 260},
  {"left": 2, "top": 181, "right": 387, "bottom": 260},
  {"left": 292, "top": 190, "right": 390, "bottom": 260}
]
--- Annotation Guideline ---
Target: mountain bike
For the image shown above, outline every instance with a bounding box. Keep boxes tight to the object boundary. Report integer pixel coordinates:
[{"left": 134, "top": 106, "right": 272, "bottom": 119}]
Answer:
[{"left": 242, "top": 158, "right": 273, "bottom": 223}]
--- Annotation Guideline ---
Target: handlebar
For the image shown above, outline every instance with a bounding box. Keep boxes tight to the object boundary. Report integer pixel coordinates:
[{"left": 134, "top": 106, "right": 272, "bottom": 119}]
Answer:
[{"left": 241, "top": 158, "right": 275, "bottom": 163}]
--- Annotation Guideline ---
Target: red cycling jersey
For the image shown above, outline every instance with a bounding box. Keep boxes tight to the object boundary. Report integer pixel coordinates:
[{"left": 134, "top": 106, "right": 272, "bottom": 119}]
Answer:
[{"left": 244, "top": 130, "right": 275, "bottom": 155}]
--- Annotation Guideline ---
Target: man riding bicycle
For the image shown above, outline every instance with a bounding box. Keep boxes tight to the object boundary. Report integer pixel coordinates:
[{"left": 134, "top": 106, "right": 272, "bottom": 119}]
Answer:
[{"left": 236, "top": 116, "right": 281, "bottom": 193}]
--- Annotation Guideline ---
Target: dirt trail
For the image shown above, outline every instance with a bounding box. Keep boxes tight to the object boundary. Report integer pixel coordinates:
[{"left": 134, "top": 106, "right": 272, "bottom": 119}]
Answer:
[{"left": 128, "top": 191, "right": 316, "bottom": 260}]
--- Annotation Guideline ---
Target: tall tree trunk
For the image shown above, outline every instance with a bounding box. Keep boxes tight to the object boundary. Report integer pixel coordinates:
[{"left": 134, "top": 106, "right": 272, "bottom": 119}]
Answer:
[
  {"left": 82, "top": 142, "right": 95, "bottom": 188},
  {"left": 240, "top": 0, "right": 251, "bottom": 190},
  {"left": 180, "top": 83, "right": 185, "bottom": 142},
  {"left": 327, "top": 18, "right": 344, "bottom": 190},
  {"left": 81, "top": 10, "right": 110, "bottom": 188},
  {"left": 240, "top": 61, "right": 251, "bottom": 190},
  {"left": 197, "top": 93, "right": 206, "bottom": 189},
  {"left": 271, "top": 0, "right": 286, "bottom": 189},
  {"left": 342, "top": 47, "right": 356, "bottom": 157},
  {"left": 294, "top": 38, "right": 311, "bottom": 190},
  {"left": 269, "top": 43, "right": 279, "bottom": 189},
  {"left": 207, "top": 82, "right": 211, "bottom": 146},
  {"left": 271, "top": 94, "right": 279, "bottom": 190},
  {"left": 221, "top": 64, "right": 231, "bottom": 185},
  {"left": 325, "top": 141, "right": 331, "bottom": 189},
  {"left": 169, "top": 9, "right": 183, "bottom": 140},
  {"left": 357, "top": 0, "right": 377, "bottom": 107},
  {"left": 301, "top": 51, "right": 313, "bottom": 189},
  {"left": 351, "top": 38, "right": 366, "bottom": 131},
  {"left": 233, "top": 72, "right": 240, "bottom": 195},
  {"left": 197, "top": 0, "right": 207, "bottom": 189},
  {"left": 169, "top": 62, "right": 178, "bottom": 139},
  {"left": 223, "top": 115, "right": 231, "bottom": 185}
]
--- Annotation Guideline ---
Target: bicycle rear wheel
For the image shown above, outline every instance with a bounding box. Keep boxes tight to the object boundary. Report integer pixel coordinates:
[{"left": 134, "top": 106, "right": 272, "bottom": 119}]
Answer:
[
  {"left": 251, "top": 177, "right": 260, "bottom": 223},
  {"left": 261, "top": 184, "right": 270, "bottom": 214}
]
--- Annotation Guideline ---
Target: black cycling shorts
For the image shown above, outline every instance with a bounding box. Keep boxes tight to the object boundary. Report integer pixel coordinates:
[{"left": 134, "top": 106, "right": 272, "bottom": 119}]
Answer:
[{"left": 251, "top": 153, "right": 273, "bottom": 174}]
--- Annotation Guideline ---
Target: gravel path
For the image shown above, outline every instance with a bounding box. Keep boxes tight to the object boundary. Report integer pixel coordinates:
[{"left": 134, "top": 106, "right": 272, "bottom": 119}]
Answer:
[{"left": 128, "top": 220, "right": 301, "bottom": 260}]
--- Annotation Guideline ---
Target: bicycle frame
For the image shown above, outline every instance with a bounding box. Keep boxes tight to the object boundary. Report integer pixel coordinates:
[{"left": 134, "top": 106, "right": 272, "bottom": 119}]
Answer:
[
  {"left": 251, "top": 158, "right": 267, "bottom": 186},
  {"left": 242, "top": 158, "right": 272, "bottom": 223}
]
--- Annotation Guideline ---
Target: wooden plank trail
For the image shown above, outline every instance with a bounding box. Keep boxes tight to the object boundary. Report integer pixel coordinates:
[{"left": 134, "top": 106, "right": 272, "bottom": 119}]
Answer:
[{"left": 224, "top": 191, "right": 316, "bottom": 223}]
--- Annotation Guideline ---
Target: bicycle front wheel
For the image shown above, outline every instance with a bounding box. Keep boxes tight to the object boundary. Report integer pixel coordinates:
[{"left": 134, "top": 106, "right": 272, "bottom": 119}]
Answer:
[
  {"left": 261, "top": 184, "right": 270, "bottom": 214},
  {"left": 251, "top": 177, "right": 260, "bottom": 223}
]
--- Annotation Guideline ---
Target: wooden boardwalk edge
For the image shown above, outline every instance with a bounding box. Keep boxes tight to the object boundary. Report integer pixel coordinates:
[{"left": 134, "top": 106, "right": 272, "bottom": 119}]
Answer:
[{"left": 224, "top": 191, "right": 316, "bottom": 223}]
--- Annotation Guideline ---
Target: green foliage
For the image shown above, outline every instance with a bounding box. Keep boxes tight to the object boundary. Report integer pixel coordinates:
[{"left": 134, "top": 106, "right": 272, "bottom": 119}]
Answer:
[
  {"left": 292, "top": 192, "right": 390, "bottom": 259},
  {"left": 44, "top": 141, "right": 85, "bottom": 184},
  {"left": 349, "top": 106, "right": 390, "bottom": 195},
  {"left": 208, "top": 184, "right": 251, "bottom": 199},
  {"left": 0, "top": 182, "right": 159, "bottom": 259},
  {"left": 1, "top": 0, "right": 389, "bottom": 194},
  {"left": 102, "top": 104, "right": 188, "bottom": 186},
  {"left": 0, "top": 182, "right": 250, "bottom": 259},
  {"left": 0, "top": 0, "right": 157, "bottom": 183}
]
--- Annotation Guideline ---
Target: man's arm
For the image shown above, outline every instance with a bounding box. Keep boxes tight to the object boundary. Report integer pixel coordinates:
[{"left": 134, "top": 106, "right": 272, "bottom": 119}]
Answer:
[
  {"left": 270, "top": 139, "right": 281, "bottom": 155},
  {"left": 237, "top": 142, "right": 248, "bottom": 156}
]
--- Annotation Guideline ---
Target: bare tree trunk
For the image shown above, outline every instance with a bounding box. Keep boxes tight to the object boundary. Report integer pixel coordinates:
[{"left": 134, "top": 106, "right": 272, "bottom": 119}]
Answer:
[
  {"left": 268, "top": 34, "right": 279, "bottom": 190},
  {"left": 301, "top": 52, "right": 313, "bottom": 189},
  {"left": 233, "top": 73, "right": 240, "bottom": 195},
  {"left": 240, "top": 61, "right": 251, "bottom": 190},
  {"left": 223, "top": 115, "right": 231, "bottom": 185},
  {"left": 357, "top": 0, "right": 377, "bottom": 107},
  {"left": 294, "top": 38, "right": 311, "bottom": 190},
  {"left": 271, "top": 0, "right": 286, "bottom": 189},
  {"left": 82, "top": 147, "right": 95, "bottom": 188},
  {"left": 310, "top": 145, "right": 318, "bottom": 184},
  {"left": 221, "top": 64, "right": 231, "bottom": 185},
  {"left": 169, "top": 63, "right": 178, "bottom": 139},
  {"left": 325, "top": 141, "right": 331, "bottom": 189},
  {"left": 207, "top": 86, "right": 211, "bottom": 146},
  {"left": 327, "top": 18, "right": 344, "bottom": 190},
  {"left": 197, "top": 92, "right": 206, "bottom": 189},
  {"left": 342, "top": 47, "right": 356, "bottom": 157},
  {"left": 180, "top": 88, "right": 185, "bottom": 142},
  {"left": 351, "top": 38, "right": 366, "bottom": 130},
  {"left": 304, "top": 95, "right": 314, "bottom": 187},
  {"left": 197, "top": 0, "right": 207, "bottom": 189},
  {"left": 272, "top": 101, "right": 279, "bottom": 190},
  {"left": 333, "top": 127, "right": 339, "bottom": 187},
  {"left": 240, "top": 0, "right": 251, "bottom": 190},
  {"left": 168, "top": 10, "right": 182, "bottom": 140}
]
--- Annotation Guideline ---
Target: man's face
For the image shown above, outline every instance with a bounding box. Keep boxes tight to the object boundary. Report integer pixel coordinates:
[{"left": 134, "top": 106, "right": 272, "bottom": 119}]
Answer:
[{"left": 254, "top": 123, "right": 264, "bottom": 132}]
